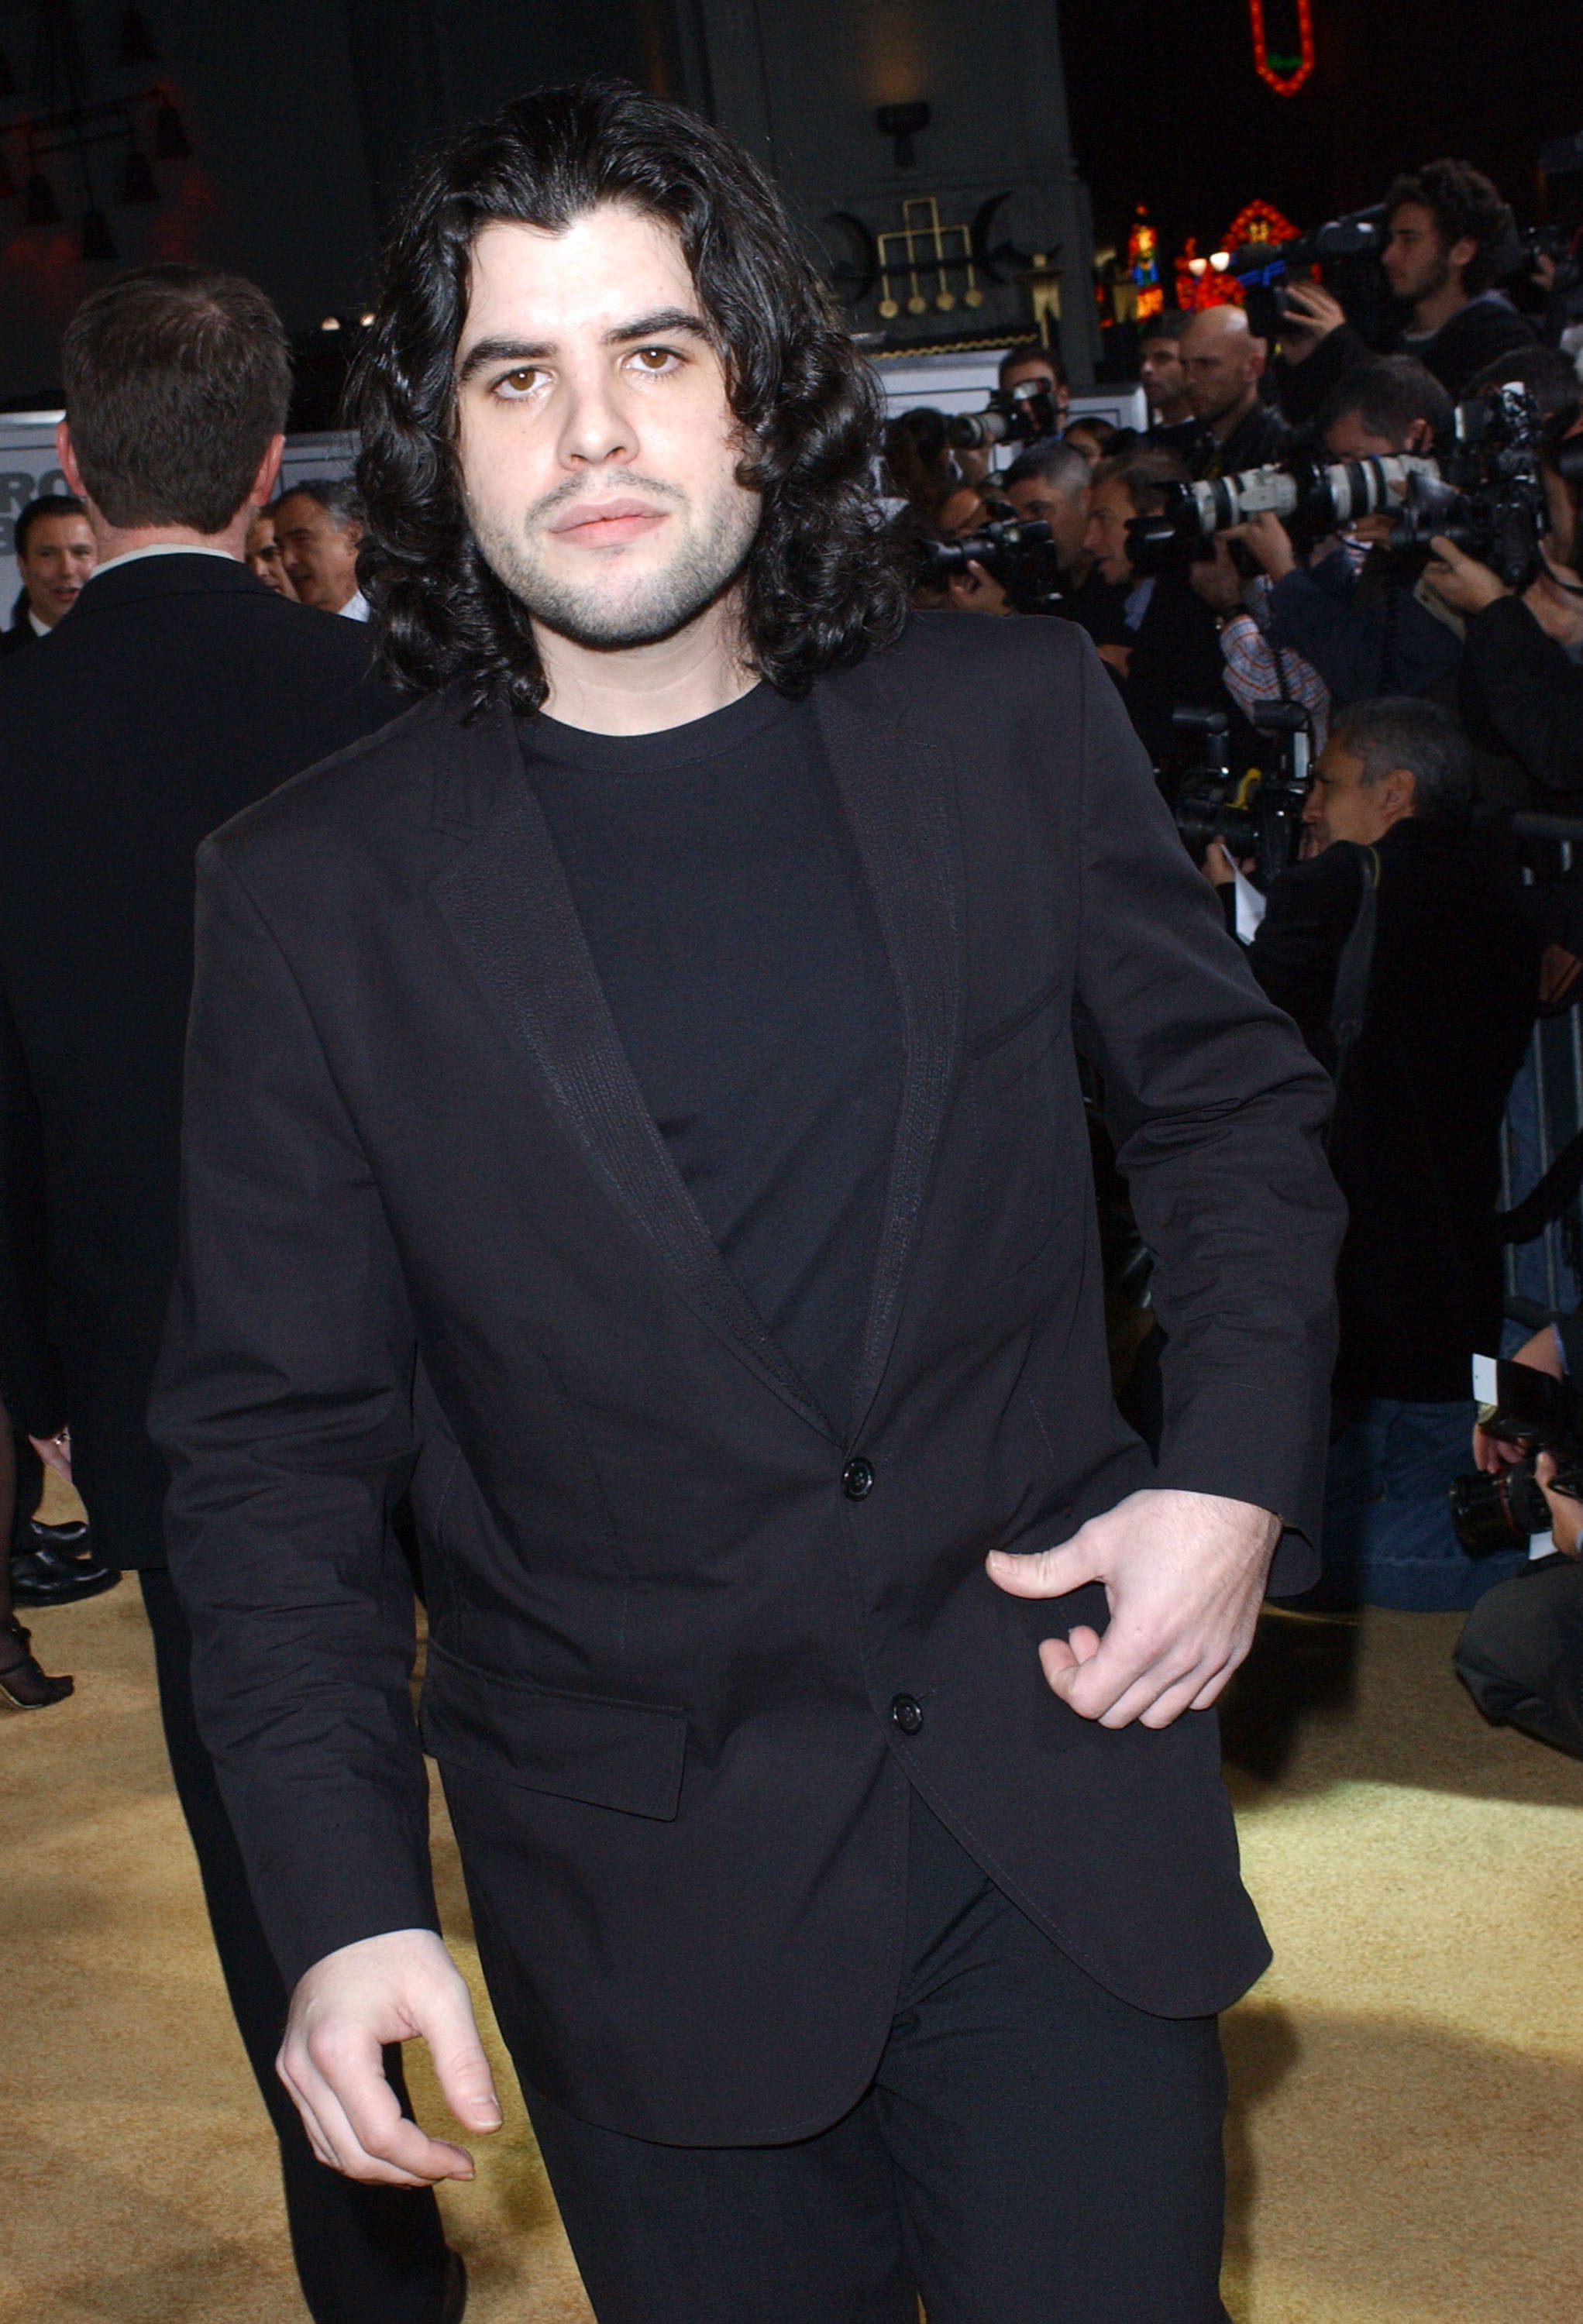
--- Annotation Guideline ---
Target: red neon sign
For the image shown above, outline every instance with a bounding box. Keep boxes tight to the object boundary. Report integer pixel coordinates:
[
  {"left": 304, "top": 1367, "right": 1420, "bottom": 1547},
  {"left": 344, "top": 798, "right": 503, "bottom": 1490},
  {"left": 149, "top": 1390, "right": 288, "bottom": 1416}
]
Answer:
[{"left": 1248, "top": 0, "right": 1315, "bottom": 98}]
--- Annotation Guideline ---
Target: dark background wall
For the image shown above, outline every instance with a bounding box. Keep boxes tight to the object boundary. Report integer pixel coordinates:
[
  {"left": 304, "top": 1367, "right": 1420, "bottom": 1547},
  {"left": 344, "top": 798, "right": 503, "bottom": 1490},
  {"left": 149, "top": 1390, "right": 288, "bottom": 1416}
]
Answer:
[
  {"left": 1059, "top": 0, "right": 1583, "bottom": 262},
  {"left": 1, "top": 1, "right": 1578, "bottom": 405},
  {"left": 0, "top": 0, "right": 1094, "bottom": 401}
]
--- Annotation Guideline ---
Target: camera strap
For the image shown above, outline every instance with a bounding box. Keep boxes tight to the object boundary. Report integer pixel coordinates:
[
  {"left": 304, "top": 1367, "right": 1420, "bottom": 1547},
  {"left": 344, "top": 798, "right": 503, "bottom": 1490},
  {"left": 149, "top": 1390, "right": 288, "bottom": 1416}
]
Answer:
[{"left": 1328, "top": 841, "right": 1382, "bottom": 1085}]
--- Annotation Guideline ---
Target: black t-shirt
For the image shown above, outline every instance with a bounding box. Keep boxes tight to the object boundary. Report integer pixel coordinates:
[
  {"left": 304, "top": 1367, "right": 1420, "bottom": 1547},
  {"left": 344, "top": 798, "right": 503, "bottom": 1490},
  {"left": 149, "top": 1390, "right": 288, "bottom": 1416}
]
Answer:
[{"left": 524, "top": 683, "right": 903, "bottom": 1432}]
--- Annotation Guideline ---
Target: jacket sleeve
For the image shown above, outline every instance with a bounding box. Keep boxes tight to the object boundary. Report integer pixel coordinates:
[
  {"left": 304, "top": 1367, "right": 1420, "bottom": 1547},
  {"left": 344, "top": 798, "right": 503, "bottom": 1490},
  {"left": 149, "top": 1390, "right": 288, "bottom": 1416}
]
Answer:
[
  {"left": 1266, "top": 565, "right": 1461, "bottom": 707},
  {"left": 1069, "top": 635, "right": 1345, "bottom": 1587},
  {"left": 1272, "top": 323, "right": 1373, "bottom": 425},
  {"left": 150, "top": 844, "right": 439, "bottom": 1988},
  {"left": 1461, "top": 596, "right": 1583, "bottom": 796}
]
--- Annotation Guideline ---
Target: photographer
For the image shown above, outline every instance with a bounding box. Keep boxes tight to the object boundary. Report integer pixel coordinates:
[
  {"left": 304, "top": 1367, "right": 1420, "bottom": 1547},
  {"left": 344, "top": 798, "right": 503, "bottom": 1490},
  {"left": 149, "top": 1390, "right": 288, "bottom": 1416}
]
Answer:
[
  {"left": 1453, "top": 1315, "right": 1583, "bottom": 1758},
  {"left": 1213, "top": 698, "right": 1540, "bottom": 1607},
  {"left": 1002, "top": 439, "right": 1093, "bottom": 586},
  {"left": 1078, "top": 447, "right": 1231, "bottom": 763},
  {"left": 1278, "top": 159, "right": 1538, "bottom": 420},
  {"left": 1424, "top": 394, "right": 1583, "bottom": 801},
  {"left": 1237, "top": 357, "right": 1463, "bottom": 709}
]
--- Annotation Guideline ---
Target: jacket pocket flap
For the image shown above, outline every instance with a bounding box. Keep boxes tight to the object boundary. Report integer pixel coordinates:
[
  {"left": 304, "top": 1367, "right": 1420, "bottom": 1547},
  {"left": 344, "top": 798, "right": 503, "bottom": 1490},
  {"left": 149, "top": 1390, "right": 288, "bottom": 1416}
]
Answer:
[{"left": 420, "top": 1642, "right": 687, "bottom": 1820}]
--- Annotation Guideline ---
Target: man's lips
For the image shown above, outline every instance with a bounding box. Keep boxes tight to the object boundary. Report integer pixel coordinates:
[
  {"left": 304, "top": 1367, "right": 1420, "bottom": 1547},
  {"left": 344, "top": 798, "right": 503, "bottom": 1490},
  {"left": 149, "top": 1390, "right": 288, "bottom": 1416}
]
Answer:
[{"left": 547, "top": 499, "right": 670, "bottom": 546}]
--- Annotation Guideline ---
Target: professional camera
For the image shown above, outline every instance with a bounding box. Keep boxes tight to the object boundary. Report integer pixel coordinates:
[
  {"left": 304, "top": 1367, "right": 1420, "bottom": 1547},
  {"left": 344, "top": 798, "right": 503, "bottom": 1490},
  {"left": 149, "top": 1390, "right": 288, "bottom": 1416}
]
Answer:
[
  {"left": 1449, "top": 1353, "right": 1583, "bottom": 1553},
  {"left": 1389, "top": 383, "right": 1551, "bottom": 590},
  {"left": 1125, "top": 451, "right": 1436, "bottom": 576},
  {"left": 1227, "top": 204, "right": 1389, "bottom": 343},
  {"left": 946, "top": 381, "right": 1062, "bottom": 453},
  {"left": 914, "top": 515, "right": 1068, "bottom": 614},
  {"left": 1168, "top": 705, "right": 1310, "bottom": 889}
]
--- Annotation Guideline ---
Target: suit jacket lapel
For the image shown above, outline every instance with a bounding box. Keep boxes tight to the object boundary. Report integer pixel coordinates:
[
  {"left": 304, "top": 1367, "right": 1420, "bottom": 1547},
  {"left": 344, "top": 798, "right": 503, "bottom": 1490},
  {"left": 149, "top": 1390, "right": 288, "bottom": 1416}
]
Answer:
[
  {"left": 432, "top": 703, "right": 833, "bottom": 1441},
  {"left": 814, "top": 660, "right": 963, "bottom": 1434}
]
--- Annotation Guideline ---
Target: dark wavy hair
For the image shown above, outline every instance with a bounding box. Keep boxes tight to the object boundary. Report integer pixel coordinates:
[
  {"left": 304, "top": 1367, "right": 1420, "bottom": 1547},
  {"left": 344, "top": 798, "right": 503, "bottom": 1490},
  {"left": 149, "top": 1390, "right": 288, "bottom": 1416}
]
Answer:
[
  {"left": 1385, "top": 159, "right": 1515, "bottom": 297},
  {"left": 348, "top": 78, "right": 906, "bottom": 711}
]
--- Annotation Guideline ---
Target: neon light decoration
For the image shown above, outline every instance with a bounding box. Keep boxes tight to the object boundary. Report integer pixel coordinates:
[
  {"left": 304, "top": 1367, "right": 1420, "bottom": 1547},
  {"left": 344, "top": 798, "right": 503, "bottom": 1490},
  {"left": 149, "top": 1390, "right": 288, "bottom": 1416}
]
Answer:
[
  {"left": 1127, "top": 205, "right": 1164, "bottom": 321},
  {"left": 1248, "top": 0, "right": 1315, "bottom": 98}
]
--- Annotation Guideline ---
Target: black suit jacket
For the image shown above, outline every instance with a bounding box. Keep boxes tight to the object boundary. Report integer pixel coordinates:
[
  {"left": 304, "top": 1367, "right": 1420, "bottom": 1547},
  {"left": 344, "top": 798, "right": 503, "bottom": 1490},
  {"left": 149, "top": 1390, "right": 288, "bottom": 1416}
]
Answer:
[
  {"left": 0, "top": 554, "right": 403, "bottom": 1557},
  {"left": 152, "top": 613, "right": 1343, "bottom": 2144},
  {"left": 1110, "top": 572, "right": 1230, "bottom": 768},
  {"left": 1243, "top": 817, "right": 1539, "bottom": 1401}
]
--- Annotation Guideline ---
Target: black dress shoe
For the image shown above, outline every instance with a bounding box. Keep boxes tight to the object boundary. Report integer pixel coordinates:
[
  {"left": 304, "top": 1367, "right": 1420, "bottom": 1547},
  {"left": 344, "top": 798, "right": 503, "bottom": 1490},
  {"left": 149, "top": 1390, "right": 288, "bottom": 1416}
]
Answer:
[
  {"left": 9, "top": 1534, "right": 120, "bottom": 1607},
  {"left": 439, "top": 2250, "right": 467, "bottom": 2324}
]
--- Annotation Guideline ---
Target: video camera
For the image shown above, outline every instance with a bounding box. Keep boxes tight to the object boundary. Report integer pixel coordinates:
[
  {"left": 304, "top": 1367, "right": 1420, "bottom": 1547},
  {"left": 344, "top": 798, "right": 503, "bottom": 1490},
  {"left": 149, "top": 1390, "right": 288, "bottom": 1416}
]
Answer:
[
  {"left": 914, "top": 515, "right": 1068, "bottom": 615},
  {"left": 1450, "top": 1353, "right": 1583, "bottom": 1553},
  {"left": 1168, "top": 704, "right": 1312, "bottom": 889},
  {"left": 946, "top": 380, "right": 1062, "bottom": 453},
  {"left": 1125, "top": 451, "right": 1436, "bottom": 577},
  {"left": 1226, "top": 204, "right": 1388, "bottom": 344}
]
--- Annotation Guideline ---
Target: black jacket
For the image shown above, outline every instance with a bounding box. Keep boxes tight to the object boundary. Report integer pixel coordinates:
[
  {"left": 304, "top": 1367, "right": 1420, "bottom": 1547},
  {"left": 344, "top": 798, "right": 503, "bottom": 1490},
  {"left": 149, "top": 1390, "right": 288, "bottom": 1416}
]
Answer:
[
  {"left": 0, "top": 553, "right": 404, "bottom": 1555},
  {"left": 1101, "top": 571, "right": 1230, "bottom": 768},
  {"left": 1275, "top": 296, "right": 1541, "bottom": 425},
  {"left": 0, "top": 602, "right": 35, "bottom": 658},
  {"left": 1242, "top": 817, "right": 1539, "bottom": 1401},
  {"left": 1461, "top": 593, "right": 1583, "bottom": 803},
  {"left": 1183, "top": 397, "right": 1289, "bottom": 481},
  {"left": 151, "top": 613, "right": 1343, "bottom": 2144},
  {"left": 1266, "top": 545, "right": 1463, "bottom": 710}
]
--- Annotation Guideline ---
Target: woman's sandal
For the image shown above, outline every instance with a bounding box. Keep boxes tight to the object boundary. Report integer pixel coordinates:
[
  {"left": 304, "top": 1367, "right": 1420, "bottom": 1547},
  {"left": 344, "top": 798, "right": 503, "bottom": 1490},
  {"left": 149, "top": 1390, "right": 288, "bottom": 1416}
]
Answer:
[{"left": 0, "top": 1613, "right": 73, "bottom": 1708}]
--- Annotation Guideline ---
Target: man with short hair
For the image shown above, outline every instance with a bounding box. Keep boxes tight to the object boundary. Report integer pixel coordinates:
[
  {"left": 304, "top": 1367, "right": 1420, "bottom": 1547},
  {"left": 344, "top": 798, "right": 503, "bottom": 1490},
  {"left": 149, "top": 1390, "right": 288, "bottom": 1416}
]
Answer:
[
  {"left": 274, "top": 478, "right": 368, "bottom": 616},
  {"left": 153, "top": 84, "right": 1341, "bottom": 2324},
  {"left": 1002, "top": 437, "right": 1092, "bottom": 576},
  {"left": 998, "top": 341, "right": 1070, "bottom": 431},
  {"left": 1079, "top": 446, "right": 1231, "bottom": 762},
  {"left": 1212, "top": 697, "right": 1540, "bottom": 1609},
  {"left": 0, "top": 266, "right": 456, "bottom": 2324},
  {"left": 246, "top": 505, "right": 296, "bottom": 597},
  {"left": 1233, "top": 356, "right": 1463, "bottom": 707},
  {"left": 1278, "top": 158, "right": 1538, "bottom": 418},
  {"left": 1139, "top": 312, "right": 1194, "bottom": 435},
  {"left": 1177, "top": 304, "right": 1287, "bottom": 478},
  {"left": 0, "top": 493, "right": 95, "bottom": 655}
]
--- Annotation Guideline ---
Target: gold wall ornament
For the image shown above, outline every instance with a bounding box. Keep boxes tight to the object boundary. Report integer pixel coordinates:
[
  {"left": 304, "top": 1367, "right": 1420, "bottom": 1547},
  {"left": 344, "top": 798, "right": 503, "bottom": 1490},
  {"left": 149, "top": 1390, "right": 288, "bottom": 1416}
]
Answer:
[
  {"left": 875, "top": 195, "right": 985, "bottom": 319},
  {"left": 1023, "top": 251, "right": 1063, "bottom": 349}
]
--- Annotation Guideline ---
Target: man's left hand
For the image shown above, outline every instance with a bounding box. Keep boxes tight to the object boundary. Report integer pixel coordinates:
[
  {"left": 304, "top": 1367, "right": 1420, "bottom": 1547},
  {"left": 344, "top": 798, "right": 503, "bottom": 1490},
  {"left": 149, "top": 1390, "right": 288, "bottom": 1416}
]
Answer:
[{"left": 986, "top": 1488, "right": 1281, "bottom": 1729}]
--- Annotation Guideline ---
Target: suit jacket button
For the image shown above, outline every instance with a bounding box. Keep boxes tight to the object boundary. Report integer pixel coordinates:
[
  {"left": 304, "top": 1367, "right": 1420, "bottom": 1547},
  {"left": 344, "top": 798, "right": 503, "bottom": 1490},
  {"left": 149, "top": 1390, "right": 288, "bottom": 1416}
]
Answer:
[
  {"left": 841, "top": 1456, "right": 875, "bottom": 1500},
  {"left": 890, "top": 1693, "right": 924, "bottom": 1736}
]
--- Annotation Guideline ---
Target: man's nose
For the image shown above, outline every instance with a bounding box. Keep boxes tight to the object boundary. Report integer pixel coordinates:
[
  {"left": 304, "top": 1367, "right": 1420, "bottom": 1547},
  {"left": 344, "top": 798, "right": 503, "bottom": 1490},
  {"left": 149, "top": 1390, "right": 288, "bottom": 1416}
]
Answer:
[{"left": 556, "top": 370, "right": 635, "bottom": 469}]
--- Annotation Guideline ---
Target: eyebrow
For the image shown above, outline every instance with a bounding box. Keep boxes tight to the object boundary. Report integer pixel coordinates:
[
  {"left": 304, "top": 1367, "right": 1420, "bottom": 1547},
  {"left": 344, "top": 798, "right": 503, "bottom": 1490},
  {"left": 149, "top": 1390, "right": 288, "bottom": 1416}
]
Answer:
[{"left": 456, "top": 309, "right": 713, "bottom": 384}]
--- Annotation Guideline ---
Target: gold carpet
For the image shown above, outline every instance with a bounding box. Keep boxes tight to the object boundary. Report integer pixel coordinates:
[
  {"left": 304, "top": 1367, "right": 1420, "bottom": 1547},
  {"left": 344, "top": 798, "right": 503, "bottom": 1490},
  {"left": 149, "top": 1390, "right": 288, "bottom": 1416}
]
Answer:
[{"left": 2, "top": 1585, "right": 1580, "bottom": 2322}]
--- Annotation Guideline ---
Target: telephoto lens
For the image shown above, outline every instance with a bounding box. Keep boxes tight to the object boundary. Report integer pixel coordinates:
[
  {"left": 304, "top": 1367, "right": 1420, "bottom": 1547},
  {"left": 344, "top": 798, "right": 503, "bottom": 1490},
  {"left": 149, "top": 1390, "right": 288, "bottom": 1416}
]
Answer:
[{"left": 1448, "top": 1460, "right": 1554, "bottom": 1553}]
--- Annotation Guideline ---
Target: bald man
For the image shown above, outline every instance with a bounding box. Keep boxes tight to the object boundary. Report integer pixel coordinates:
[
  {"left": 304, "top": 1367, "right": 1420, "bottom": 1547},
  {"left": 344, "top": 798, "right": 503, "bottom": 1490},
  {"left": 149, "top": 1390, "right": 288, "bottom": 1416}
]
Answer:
[{"left": 1179, "top": 305, "right": 1287, "bottom": 479}]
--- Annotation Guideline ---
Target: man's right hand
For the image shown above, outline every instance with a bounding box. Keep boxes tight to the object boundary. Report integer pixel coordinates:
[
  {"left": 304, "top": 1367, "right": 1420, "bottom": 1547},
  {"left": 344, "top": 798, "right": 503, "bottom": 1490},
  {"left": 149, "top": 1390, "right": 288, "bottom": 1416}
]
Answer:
[
  {"left": 1278, "top": 280, "right": 1346, "bottom": 363},
  {"left": 278, "top": 1928, "right": 502, "bottom": 2185}
]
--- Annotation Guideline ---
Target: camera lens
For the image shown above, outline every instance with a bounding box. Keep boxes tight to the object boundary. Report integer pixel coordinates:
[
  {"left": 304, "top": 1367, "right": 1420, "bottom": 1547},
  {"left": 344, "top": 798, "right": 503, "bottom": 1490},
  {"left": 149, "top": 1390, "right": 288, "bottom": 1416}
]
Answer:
[{"left": 1448, "top": 1461, "right": 1553, "bottom": 1554}]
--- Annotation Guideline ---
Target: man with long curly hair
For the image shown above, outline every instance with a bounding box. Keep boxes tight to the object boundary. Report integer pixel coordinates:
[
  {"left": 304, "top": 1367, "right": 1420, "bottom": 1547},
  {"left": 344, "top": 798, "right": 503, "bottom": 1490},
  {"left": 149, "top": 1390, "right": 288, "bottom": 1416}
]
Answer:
[{"left": 154, "top": 80, "right": 1344, "bottom": 2323}]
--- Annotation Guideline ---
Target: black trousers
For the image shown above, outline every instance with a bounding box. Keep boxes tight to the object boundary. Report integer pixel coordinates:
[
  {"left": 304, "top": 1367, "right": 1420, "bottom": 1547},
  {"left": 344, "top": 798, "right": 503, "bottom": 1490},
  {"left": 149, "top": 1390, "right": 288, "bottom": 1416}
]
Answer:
[
  {"left": 1454, "top": 1550, "right": 1583, "bottom": 1758},
  {"left": 138, "top": 1569, "right": 451, "bottom": 2324},
  {"left": 524, "top": 1791, "right": 1231, "bottom": 2324}
]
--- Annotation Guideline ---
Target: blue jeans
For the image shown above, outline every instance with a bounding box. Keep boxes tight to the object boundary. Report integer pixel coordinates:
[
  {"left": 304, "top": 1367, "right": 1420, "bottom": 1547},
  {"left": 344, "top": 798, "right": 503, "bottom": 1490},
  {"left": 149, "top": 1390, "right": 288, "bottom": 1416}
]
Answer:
[{"left": 1317, "top": 1398, "right": 1529, "bottom": 1611}]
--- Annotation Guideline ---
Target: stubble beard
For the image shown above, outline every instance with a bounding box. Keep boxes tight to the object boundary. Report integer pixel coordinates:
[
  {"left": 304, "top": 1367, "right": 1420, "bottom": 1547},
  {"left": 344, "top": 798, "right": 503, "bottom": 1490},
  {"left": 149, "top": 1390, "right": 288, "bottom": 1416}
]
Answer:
[{"left": 468, "top": 474, "right": 762, "bottom": 652}]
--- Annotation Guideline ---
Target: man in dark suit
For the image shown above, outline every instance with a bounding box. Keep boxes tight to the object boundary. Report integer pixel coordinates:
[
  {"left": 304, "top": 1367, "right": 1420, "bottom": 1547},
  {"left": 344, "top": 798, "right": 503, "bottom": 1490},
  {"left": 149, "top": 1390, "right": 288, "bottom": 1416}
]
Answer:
[
  {"left": 1211, "top": 696, "right": 1540, "bottom": 1609},
  {"left": 153, "top": 87, "right": 1344, "bottom": 2324},
  {"left": 1078, "top": 445, "right": 1234, "bottom": 766},
  {"left": 0, "top": 491, "right": 97, "bottom": 658},
  {"left": 0, "top": 266, "right": 460, "bottom": 2322}
]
